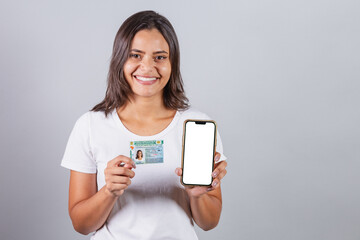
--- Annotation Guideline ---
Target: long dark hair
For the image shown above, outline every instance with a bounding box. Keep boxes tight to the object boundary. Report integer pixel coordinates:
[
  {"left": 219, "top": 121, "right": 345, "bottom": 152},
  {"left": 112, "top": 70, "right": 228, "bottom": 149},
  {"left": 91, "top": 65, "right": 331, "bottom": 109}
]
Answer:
[{"left": 91, "top": 10, "right": 189, "bottom": 117}]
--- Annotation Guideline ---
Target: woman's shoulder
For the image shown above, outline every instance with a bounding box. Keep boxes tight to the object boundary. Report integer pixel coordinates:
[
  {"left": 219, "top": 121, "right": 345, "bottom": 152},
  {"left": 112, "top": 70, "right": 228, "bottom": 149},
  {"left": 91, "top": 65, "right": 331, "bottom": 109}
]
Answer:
[{"left": 73, "top": 109, "right": 114, "bottom": 127}]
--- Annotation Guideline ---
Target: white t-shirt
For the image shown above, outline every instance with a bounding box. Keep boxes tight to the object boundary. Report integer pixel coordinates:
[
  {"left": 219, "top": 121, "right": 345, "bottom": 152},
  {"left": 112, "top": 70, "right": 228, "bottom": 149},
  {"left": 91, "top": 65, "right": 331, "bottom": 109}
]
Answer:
[{"left": 61, "top": 107, "right": 226, "bottom": 240}]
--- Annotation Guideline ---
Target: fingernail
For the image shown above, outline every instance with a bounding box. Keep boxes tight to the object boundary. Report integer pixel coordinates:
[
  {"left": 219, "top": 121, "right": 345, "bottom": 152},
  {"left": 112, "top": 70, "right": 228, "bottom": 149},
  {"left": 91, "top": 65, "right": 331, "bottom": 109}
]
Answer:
[
  {"left": 215, "top": 155, "right": 220, "bottom": 162},
  {"left": 212, "top": 171, "right": 218, "bottom": 178},
  {"left": 212, "top": 181, "right": 218, "bottom": 187},
  {"left": 207, "top": 187, "right": 213, "bottom": 192},
  {"left": 132, "top": 162, "right": 136, "bottom": 169}
]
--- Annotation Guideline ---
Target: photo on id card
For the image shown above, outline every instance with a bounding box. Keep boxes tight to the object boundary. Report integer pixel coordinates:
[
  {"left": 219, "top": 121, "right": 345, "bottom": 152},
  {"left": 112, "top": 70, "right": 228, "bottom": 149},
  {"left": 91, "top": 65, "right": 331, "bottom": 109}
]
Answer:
[{"left": 130, "top": 140, "right": 164, "bottom": 164}]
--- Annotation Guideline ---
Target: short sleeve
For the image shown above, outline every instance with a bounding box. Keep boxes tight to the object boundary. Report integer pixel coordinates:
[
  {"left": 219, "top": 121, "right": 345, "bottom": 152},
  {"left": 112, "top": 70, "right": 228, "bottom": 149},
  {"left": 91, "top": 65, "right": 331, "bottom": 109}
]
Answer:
[
  {"left": 61, "top": 113, "right": 97, "bottom": 173},
  {"left": 216, "top": 131, "right": 227, "bottom": 161}
]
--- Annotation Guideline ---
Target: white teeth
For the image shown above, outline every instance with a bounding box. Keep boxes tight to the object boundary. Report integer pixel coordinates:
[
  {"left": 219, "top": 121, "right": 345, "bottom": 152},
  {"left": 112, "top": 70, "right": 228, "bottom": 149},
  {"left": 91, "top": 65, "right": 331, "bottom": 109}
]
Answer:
[{"left": 136, "top": 76, "right": 157, "bottom": 81}]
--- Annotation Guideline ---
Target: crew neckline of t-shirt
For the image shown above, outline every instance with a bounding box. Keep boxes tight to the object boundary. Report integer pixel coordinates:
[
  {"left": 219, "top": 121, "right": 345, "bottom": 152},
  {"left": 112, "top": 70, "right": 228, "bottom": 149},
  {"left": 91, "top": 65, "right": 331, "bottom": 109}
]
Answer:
[{"left": 112, "top": 108, "right": 181, "bottom": 140}]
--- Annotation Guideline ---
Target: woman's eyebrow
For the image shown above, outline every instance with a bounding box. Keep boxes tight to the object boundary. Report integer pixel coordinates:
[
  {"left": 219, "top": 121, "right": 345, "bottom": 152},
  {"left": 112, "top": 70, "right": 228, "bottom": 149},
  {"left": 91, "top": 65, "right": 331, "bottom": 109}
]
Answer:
[
  {"left": 130, "top": 49, "right": 145, "bottom": 53},
  {"left": 153, "top": 50, "right": 169, "bottom": 55},
  {"left": 130, "top": 49, "right": 168, "bottom": 55}
]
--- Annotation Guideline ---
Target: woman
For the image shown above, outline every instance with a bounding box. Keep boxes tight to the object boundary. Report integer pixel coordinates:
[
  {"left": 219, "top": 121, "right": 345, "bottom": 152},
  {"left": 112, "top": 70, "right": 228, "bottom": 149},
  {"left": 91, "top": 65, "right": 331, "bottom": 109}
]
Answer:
[
  {"left": 61, "top": 10, "right": 227, "bottom": 239},
  {"left": 136, "top": 150, "right": 143, "bottom": 160}
]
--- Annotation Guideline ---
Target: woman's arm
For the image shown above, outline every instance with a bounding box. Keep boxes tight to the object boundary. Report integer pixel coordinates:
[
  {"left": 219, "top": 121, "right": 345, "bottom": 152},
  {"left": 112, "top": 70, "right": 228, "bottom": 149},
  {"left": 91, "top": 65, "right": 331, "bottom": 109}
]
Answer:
[
  {"left": 187, "top": 185, "right": 223, "bottom": 230},
  {"left": 175, "top": 152, "right": 227, "bottom": 231},
  {"left": 68, "top": 155, "right": 135, "bottom": 235},
  {"left": 68, "top": 171, "right": 118, "bottom": 235}
]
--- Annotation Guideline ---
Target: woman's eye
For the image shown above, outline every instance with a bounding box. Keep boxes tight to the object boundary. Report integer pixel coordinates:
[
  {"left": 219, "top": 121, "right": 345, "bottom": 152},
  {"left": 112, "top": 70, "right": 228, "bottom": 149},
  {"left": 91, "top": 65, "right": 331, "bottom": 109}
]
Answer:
[
  {"left": 130, "top": 54, "right": 141, "bottom": 59},
  {"left": 155, "top": 56, "right": 167, "bottom": 61}
]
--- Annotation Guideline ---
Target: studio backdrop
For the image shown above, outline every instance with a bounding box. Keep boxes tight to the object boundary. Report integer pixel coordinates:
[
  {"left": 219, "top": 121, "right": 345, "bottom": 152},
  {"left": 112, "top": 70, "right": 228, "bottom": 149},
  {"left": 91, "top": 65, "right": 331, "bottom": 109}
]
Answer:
[{"left": 0, "top": 0, "right": 359, "bottom": 239}]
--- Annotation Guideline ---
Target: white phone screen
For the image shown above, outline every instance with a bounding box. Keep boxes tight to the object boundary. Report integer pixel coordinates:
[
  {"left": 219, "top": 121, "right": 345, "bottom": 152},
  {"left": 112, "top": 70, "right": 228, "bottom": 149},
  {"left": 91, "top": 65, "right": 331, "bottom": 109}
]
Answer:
[{"left": 182, "top": 120, "right": 216, "bottom": 185}]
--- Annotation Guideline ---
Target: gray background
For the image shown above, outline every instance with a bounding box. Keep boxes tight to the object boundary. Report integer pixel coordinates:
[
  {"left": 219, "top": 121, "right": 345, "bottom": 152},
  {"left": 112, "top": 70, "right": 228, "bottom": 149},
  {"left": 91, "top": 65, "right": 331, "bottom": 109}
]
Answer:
[{"left": 1, "top": 0, "right": 359, "bottom": 239}]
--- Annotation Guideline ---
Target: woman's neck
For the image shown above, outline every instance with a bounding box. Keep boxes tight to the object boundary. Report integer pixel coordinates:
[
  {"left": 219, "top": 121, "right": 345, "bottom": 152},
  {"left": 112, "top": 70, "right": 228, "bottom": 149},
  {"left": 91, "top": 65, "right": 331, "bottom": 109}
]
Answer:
[{"left": 118, "top": 94, "right": 173, "bottom": 121}]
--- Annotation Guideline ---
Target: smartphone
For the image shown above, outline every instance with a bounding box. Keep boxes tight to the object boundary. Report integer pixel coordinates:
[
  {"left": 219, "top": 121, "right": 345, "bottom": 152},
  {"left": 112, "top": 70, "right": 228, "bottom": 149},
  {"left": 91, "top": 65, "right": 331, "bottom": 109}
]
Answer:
[{"left": 181, "top": 119, "right": 217, "bottom": 186}]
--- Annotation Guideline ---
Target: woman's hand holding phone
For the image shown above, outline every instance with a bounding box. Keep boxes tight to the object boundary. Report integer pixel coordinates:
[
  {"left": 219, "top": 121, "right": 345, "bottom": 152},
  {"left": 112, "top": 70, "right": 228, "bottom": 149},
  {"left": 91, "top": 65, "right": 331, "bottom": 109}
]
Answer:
[
  {"left": 104, "top": 155, "right": 136, "bottom": 198},
  {"left": 175, "top": 151, "right": 227, "bottom": 198}
]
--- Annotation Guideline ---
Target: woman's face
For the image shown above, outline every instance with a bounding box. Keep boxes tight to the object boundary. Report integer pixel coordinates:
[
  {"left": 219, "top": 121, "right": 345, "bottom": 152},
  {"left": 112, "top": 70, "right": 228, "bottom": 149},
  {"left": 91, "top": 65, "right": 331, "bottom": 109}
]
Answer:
[
  {"left": 124, "top": 28, "right": 171, "bottom": 99},
  {"left": 137, "top": 151, "right": 143, "bottom": 158}
]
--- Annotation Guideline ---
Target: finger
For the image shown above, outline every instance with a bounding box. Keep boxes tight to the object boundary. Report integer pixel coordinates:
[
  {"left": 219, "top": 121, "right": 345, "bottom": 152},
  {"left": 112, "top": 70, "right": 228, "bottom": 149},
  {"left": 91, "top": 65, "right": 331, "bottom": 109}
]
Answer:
[
  {"left": 106, "top": 167, "right": 135, "bottom": 178},
  {"left": 175, "top": 168, "right": 182, "bottom": 176},
  {"left": 108, "top": 155, "right": 136, "bottom": 169},
  {"left": 214, "top": 169, "right": 227, "bottom": 181},
  {"left": 214, "top": 152, "right": 221, "bottom": 163},
  {"left": 185, "top": 186, "right": 209, "bottom": 196},
  {"left": 116, "top": 156, "right": 136, "bottom": 169},
  {"left": 212, "top": 161, "right": 227, "bottom": 178},
  {"left": 111, "top": 155, "right": 135, "bottom": 168},
  {"left": 211, "top": 179, "right": 221, "bottom": 189},
  {"left": 109, "top": 176, "right": 132, "bottom": 185}
]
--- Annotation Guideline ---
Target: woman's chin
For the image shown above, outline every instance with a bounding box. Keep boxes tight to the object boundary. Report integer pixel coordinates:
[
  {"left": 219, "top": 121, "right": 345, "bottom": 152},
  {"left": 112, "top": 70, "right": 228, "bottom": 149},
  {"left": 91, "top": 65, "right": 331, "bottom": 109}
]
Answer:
[{"left": 133, "top": 89, "right": 163, "bottom": 99}]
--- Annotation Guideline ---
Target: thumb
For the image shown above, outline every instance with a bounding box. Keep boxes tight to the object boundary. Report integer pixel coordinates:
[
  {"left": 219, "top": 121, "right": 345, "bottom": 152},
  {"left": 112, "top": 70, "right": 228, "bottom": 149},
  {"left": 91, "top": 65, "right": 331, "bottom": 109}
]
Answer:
[{"left": 175, "top": 167, "right": 182, "bottom": 176}]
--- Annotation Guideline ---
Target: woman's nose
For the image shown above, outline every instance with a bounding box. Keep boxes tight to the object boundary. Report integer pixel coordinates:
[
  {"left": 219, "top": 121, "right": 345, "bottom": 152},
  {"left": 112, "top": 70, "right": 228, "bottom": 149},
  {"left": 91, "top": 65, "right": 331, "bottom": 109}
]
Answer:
[{"left": 140, "top": 56, "right": 154, "bottom": 71}]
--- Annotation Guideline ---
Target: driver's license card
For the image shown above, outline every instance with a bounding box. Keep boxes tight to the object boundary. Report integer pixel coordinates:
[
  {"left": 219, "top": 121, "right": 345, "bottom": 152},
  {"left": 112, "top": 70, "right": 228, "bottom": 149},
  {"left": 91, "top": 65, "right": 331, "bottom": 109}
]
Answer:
[{"left": 130, "top": 140, "right": 164, "bottom": 164}]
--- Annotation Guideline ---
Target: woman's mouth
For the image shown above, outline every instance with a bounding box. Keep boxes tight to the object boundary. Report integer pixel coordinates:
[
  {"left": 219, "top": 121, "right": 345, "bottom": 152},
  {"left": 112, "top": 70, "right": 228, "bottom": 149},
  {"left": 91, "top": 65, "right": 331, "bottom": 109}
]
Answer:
[{"left": 134, "top": 75, "right": 159, "bottom": 85}]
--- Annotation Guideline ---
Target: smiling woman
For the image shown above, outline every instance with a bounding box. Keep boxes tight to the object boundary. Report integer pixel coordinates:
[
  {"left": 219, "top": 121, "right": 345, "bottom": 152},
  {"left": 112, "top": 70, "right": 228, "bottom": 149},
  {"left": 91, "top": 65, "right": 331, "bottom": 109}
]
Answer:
[
  {"left": 124, "top": 29, "right": 171, "bottom": 97},
  {"left": 61, "top": 10, "right": 228, "bottom": 240},
  {"left": 92, "top": 11, "right": 188, "bottom": 115}
]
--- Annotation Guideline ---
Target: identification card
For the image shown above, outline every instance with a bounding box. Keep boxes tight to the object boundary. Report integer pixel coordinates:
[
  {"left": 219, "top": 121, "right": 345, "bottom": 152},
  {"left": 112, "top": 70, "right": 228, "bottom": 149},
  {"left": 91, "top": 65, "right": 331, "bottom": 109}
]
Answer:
[{"left": 130, "top": 140, "right": 164, "bottom": 164}]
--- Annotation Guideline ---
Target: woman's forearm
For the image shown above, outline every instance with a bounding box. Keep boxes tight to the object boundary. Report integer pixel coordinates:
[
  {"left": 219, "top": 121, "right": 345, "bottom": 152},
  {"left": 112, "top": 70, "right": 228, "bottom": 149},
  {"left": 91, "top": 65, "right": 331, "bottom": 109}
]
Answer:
[
  {"left": 70, "top": 186, "right": 118, "bottom": 235},
  {"left": 189, "top": 192, "right": 222, "bottom": 231}
]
